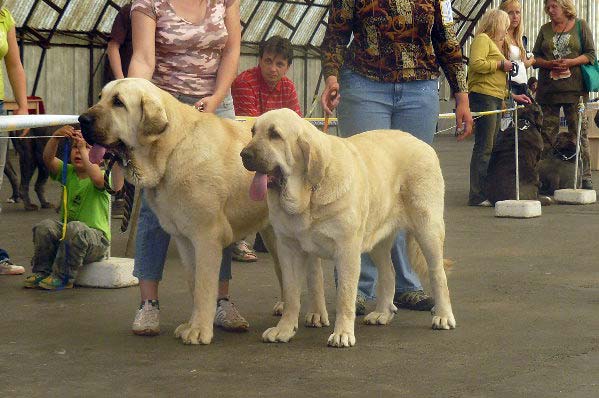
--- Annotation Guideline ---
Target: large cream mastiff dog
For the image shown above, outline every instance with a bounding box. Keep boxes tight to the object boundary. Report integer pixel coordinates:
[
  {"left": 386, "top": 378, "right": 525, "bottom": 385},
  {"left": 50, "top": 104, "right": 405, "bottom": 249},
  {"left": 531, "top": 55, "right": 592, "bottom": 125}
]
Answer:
[
  {"left": 78, "top": 79, "right": 328, "bottom": 345},
  {"left": 241, "top": 108, "right": 456, "bottom": 348}
]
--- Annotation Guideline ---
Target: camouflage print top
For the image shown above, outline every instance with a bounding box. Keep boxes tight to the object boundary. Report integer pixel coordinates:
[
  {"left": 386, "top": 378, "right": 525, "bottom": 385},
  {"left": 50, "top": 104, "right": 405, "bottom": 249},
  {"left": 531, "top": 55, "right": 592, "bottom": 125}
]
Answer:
[
  {"left": 131, "top": 0, "right": 234, "bottom": 97},
  {"left": 321, "top": 0, "right": 467, "bottom": 93}
]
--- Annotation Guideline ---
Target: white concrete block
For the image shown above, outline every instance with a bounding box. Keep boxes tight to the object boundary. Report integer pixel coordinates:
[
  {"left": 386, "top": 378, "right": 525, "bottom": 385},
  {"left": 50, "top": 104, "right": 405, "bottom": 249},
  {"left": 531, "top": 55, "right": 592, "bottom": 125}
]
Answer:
[
  {"left": 554, "top": 189, "right": 597, "bottom": 204},
  {"left": 75, "top": 257, "right": 138, "bottom": 288},
  {"left": 494, "top": 200, "right": 542, "bottom": 218}
]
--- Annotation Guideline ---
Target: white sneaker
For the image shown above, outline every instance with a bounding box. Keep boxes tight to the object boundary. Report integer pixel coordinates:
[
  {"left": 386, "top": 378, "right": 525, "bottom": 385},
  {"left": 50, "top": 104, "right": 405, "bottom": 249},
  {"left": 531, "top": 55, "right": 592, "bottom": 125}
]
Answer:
[
  {"left": 214, "top": 298, "right": 249, "bottom": 332},
  {"left": 477, "top": 200, "right": 493, "bottom": 207},
  {"left": 132, "top": 301, "right": 160, "bottom": 336},
  {"left": 0, "top": 259, "right": 25, "bottom": 275}
]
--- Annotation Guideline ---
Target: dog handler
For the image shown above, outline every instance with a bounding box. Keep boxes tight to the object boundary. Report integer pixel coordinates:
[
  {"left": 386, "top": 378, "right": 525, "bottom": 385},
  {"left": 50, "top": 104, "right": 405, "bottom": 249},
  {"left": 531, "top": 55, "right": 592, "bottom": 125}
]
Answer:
[
  {"left": 320, "top": 0, "right": 473, "bottom": 313},
  {"left": 0, "top": 6, "right": 28, "bottom": 214},
  {"left": 127, "top": 0, "right": 248, "bottom": 335}
]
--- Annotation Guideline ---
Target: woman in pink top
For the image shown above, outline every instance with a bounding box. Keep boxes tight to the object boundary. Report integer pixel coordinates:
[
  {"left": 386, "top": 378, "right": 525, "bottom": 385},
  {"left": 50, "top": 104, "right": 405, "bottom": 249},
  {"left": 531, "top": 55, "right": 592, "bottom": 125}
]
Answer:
[{"left": 127, "top": 0, "right": 247, "bottom": 337}]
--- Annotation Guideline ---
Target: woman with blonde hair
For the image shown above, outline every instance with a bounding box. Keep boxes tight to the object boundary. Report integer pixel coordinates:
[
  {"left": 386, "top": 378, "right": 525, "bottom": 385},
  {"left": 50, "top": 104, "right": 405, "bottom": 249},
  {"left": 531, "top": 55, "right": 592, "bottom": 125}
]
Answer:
[
  {"left": 532, "top": 0, "right": 596, "bottom": 189},
  {"left": 500, "top": 0, "right": 535, "bottom": 95},
  {"left": 467, "top": 8, "right": 531, "bottom": 206}
]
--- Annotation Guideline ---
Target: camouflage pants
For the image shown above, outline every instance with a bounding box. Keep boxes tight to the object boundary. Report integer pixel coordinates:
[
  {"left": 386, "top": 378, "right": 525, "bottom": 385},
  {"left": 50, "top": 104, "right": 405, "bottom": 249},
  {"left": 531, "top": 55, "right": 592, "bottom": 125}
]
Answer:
[
  {"left": 540, "top": 103, "right": 591, "bottom": 180},
  {"left": 31, "top": 219, "right": 109, "bottom": 280}
]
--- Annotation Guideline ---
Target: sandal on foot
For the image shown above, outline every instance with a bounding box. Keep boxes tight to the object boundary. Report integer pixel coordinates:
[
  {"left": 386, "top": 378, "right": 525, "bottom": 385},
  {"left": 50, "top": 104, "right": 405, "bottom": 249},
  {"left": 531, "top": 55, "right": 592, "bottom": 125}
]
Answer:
[{"left": 232, "top": 240, "right": 258, "bottom": 262}]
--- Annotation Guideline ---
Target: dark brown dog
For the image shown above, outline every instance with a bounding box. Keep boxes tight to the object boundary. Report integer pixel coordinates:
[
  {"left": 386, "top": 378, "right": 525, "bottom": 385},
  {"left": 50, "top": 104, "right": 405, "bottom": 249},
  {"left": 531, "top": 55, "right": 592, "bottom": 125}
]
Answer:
[
  {"left": 9, "top": 126, "right": 56, "bottom": 210},
  {"left": 486, "top": 103, "right": 545, "bottom": 204},
  {"left": 538, "top": 131, "right": 579, "bottom": 195}
]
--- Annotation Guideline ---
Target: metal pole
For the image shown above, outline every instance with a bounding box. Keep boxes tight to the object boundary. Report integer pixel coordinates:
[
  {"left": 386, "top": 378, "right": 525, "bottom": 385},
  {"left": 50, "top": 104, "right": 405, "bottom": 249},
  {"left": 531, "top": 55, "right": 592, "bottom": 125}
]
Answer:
[
  {"left": 514, "top": 104, "right": 520, "bottom": 200},
  {"left": 574, "top": 96, "right": 585, "bottom": 189}
]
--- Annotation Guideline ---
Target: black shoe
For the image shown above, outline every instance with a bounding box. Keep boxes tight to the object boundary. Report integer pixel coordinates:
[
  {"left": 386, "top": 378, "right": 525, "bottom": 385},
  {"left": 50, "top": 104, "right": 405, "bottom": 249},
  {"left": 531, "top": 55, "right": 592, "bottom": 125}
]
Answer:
[
  {"left": 582, "top": 180, "right": 594, "bottom": 190},
  {"left": 253, "top": 233, "right": 268, "bottom": 253}
]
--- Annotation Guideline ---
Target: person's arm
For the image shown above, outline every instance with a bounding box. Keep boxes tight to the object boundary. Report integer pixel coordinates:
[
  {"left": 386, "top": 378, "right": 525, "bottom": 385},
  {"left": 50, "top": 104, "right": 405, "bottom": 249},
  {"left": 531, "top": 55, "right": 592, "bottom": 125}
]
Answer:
[
  {"left": 320, "top": 0, "right": 354, "bottom": 114},
  {"left": 128, "top": 9, "right": 156, "bottom": 79},
  {"left": 43, "top": 126, "right": 76, "bottom": 176},
  {"left": 285, "top": 80, "right": 303, "bottom": 117},
  {"left": 199, "top": 0, "right": 241, "bottom": 113},
  {"left": 109, "top": 163, "right": 125, "bottom": 193},
  {"left": 231, "top": 78, "right": 260, "bottom": 117},
  {"left": 107, "top": 40, "right": 125, "bottom": 79},
  {"left": 469, "top": 35, "right": 512, "bottom": 73},
  {"left": 430, "top": 4, "right": 472, "bottom": 139},
  {"left": 5, "top": 26, "right": 28, "bottom": 116}
]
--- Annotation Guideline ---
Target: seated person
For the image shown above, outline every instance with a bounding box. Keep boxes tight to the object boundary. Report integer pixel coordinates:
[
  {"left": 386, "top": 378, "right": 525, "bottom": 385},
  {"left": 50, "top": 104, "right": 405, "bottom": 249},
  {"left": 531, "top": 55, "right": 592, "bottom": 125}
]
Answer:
[
  {"left": 23, "top": 126, "right": 124, "bottom": 290},
  {"left": 232, "top": 35, "right": 302, "bottom": 255}
]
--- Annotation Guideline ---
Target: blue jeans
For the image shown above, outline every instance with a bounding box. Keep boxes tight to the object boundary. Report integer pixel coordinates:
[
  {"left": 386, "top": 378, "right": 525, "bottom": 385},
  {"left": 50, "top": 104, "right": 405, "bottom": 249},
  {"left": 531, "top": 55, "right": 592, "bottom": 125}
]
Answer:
[
  {"left": 0, "top": 101, "right": 7, "bottom": 195},
  {"left": 0, "top": 247, "right": 9, "bottom": 262},
  {"left": 133, "top": 94, "right": 236, "bottom": 281},
  {"left": 337, "top": 68, "right": 439, "bottom": 299}
]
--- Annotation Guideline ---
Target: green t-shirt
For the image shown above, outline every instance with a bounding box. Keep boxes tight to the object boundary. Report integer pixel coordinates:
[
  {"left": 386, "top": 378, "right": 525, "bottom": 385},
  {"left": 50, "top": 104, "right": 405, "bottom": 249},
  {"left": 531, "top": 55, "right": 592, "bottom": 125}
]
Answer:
[
  {"left": 0, "top": 8, "right": 15, "bottom": 101},
  {"left": 51, "top": 160, "right": 111, "bottom": 240},
  {"left": 532, "top": 19, "right": 596, "bottom": 104}
]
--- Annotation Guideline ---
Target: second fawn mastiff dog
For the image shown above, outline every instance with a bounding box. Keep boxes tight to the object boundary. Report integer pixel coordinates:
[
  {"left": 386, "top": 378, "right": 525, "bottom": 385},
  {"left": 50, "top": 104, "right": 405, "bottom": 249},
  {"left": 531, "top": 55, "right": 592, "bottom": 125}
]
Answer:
[{"left": 241, "top": 108, "right": 455, "bottom": 348}]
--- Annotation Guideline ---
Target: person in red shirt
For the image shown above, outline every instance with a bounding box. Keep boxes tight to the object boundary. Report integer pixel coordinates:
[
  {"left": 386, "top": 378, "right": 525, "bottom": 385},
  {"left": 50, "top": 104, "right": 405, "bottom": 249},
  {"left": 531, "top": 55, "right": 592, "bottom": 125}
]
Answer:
[
  {"left": 232, "top": 35, "right": 302, "bottom": 117},
  {"left": 232, "top": 35, "right": 302, "bottom": 256}
]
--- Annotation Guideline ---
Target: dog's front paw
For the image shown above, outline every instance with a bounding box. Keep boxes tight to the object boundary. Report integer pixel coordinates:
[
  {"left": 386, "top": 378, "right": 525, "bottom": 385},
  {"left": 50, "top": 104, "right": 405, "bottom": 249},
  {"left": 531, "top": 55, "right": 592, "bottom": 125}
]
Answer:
[
  {"left": 432, "top": 312, "right": 456, "bottom": 330},
  {"left": 304, "top": 311, "right": 330, "bottom": 328},
  {"left": 174, "top": 322, "right": 213, "bottom": 345},
  {"left": 262, "top": 325, "right": 297, "bottom": 343},
  {"left": 327, "top": 331, "right": 356, "bottom": 348},
  {"left": 272, "top": 301, "right": 284, "bottom": 316},
  {"left": 363, "top": 310, "right": 395, "bottom": 325}
]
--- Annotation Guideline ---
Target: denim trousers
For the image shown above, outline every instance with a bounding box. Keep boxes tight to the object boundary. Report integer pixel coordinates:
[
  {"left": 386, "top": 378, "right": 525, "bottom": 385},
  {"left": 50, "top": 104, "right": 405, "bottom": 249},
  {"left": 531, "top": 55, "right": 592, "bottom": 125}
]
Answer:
[
  {"left": 133, "top": 94, "right": 236, "bottom": 281},
  {"left": 0, "top": 101, "right": 7, "bottom": 195},
  {"left": 336, "top": 68, "right": 439, "bottom": 299},
  {"left": 468, "top": 92, "right": 503, "bottom": 205}
]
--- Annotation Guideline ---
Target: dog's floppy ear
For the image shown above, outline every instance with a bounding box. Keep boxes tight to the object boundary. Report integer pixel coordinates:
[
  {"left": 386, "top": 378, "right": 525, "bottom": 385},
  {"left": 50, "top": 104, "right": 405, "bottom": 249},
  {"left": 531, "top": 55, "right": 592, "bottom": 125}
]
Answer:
[
  {"left": 297, "top": 131, "right": 326, "bottom": 187},
  {"left": 140, "top": 93, "right": 168, "bottom": 136}
]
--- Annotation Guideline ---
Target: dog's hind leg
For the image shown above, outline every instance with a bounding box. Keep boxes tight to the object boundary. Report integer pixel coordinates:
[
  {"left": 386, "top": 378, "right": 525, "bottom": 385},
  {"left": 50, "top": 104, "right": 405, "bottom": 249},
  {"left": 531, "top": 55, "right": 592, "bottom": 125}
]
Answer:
[
  {"left": 262, "top": 237, "right": 304, "bottom": 343},
  {"left": 16, "top": 140, "right": 38, "bottom": 211},
  {"left": 364, "top": 234, "right": 397, "bottom": 325},
  {"left": 174, "top": 234, "right": 222, "bottom": 345},
  {"left": 259, "top": 226, "right": 285, "bottom": 316},
  {"left": 304, "top": 255, "right": 329, "bottom": 328},
  {"left": 411, "top": 219, "right": 455, "bottom": 330},
  {"left": 3, "top": 157, "right": 21, "bottom": 203},
  {"left": 34, "top": 141, "right": 53, "bottom": 209},
  {"left": 328, "top": 242, "right": 361, "bottom": 347}
]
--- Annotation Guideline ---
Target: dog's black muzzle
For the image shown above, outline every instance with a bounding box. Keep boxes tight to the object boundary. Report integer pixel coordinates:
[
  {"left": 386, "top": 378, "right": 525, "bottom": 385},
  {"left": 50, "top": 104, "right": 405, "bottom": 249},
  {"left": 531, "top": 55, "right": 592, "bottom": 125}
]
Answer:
[
  {"left": 78, "top": 113, "right": 96, "bottom": 145},
  {"left": 240, "top": 147, "right": 258, "bottom": 172}
]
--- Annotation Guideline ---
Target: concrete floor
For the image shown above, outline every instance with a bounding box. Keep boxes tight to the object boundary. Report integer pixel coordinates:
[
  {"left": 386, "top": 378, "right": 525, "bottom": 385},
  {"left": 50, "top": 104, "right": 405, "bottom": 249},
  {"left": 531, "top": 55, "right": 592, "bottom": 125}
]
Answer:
[{"left": 1, "top": 136, "right": 598, "bottom": 397}]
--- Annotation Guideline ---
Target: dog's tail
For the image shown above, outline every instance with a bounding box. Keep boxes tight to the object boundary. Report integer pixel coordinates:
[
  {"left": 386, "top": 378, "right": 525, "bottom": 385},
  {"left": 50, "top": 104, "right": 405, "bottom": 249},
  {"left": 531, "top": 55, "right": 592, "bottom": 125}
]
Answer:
[{"left": 406, "top": 233, "right": 453, "bottom": 280}]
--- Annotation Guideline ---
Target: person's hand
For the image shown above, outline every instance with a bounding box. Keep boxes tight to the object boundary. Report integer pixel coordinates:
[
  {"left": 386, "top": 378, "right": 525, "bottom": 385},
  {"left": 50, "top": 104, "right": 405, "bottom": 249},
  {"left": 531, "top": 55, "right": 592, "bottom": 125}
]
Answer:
[
  {"left": 512, "top": 93, "right": 532, "bottom": 104},
  {"left": 53, "top": 125, "right": 77, "bottom": 139},
  {"left": 13, "top": 107, "right": 28, "bottom": 116},
  {"left": 553, "top": 58, "right": 575, "bottom": 70},
  {"left": 500, "top": 60, "right": 514, "bottom": 72},
  {"left": 321, "top": 76, "right": 340, "bottom": 115},
  {"left": 454, "top": 92, "right": 473, "bottom": 141},
  {"left": 194, "top": 95, "right": 220, "bottom": 114}
]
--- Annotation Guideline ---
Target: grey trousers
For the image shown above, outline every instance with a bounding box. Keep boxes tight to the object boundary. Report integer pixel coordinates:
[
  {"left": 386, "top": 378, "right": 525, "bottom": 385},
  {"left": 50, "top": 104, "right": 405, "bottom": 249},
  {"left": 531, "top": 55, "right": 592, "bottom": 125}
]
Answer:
[{"left": 31, "top": 219, "right": 109, "bottom": 280}]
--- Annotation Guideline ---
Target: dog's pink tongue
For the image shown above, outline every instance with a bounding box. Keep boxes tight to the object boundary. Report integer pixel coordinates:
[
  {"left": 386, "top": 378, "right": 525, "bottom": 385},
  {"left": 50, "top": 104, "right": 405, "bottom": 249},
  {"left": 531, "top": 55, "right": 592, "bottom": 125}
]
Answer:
[
  {"left": 88, "top": 144, "right": 106, "bottom": 164},
  {"left": 249, "top": 172, "right": 268, "bottom": 201}
]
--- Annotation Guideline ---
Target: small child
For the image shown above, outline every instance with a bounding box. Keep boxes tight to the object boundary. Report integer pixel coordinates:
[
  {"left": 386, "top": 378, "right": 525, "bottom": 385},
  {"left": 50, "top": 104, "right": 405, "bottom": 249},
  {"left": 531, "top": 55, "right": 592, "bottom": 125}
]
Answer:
[{"left": 23, "top": 125, "right": 124, "bottom": 290}]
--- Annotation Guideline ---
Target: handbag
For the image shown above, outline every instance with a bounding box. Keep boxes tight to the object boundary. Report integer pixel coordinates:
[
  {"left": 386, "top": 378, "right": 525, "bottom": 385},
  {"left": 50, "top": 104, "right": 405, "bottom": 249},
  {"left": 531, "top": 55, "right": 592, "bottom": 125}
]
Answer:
[{"left": 576, "top": 20, "right": 599, "bottom": 92}]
